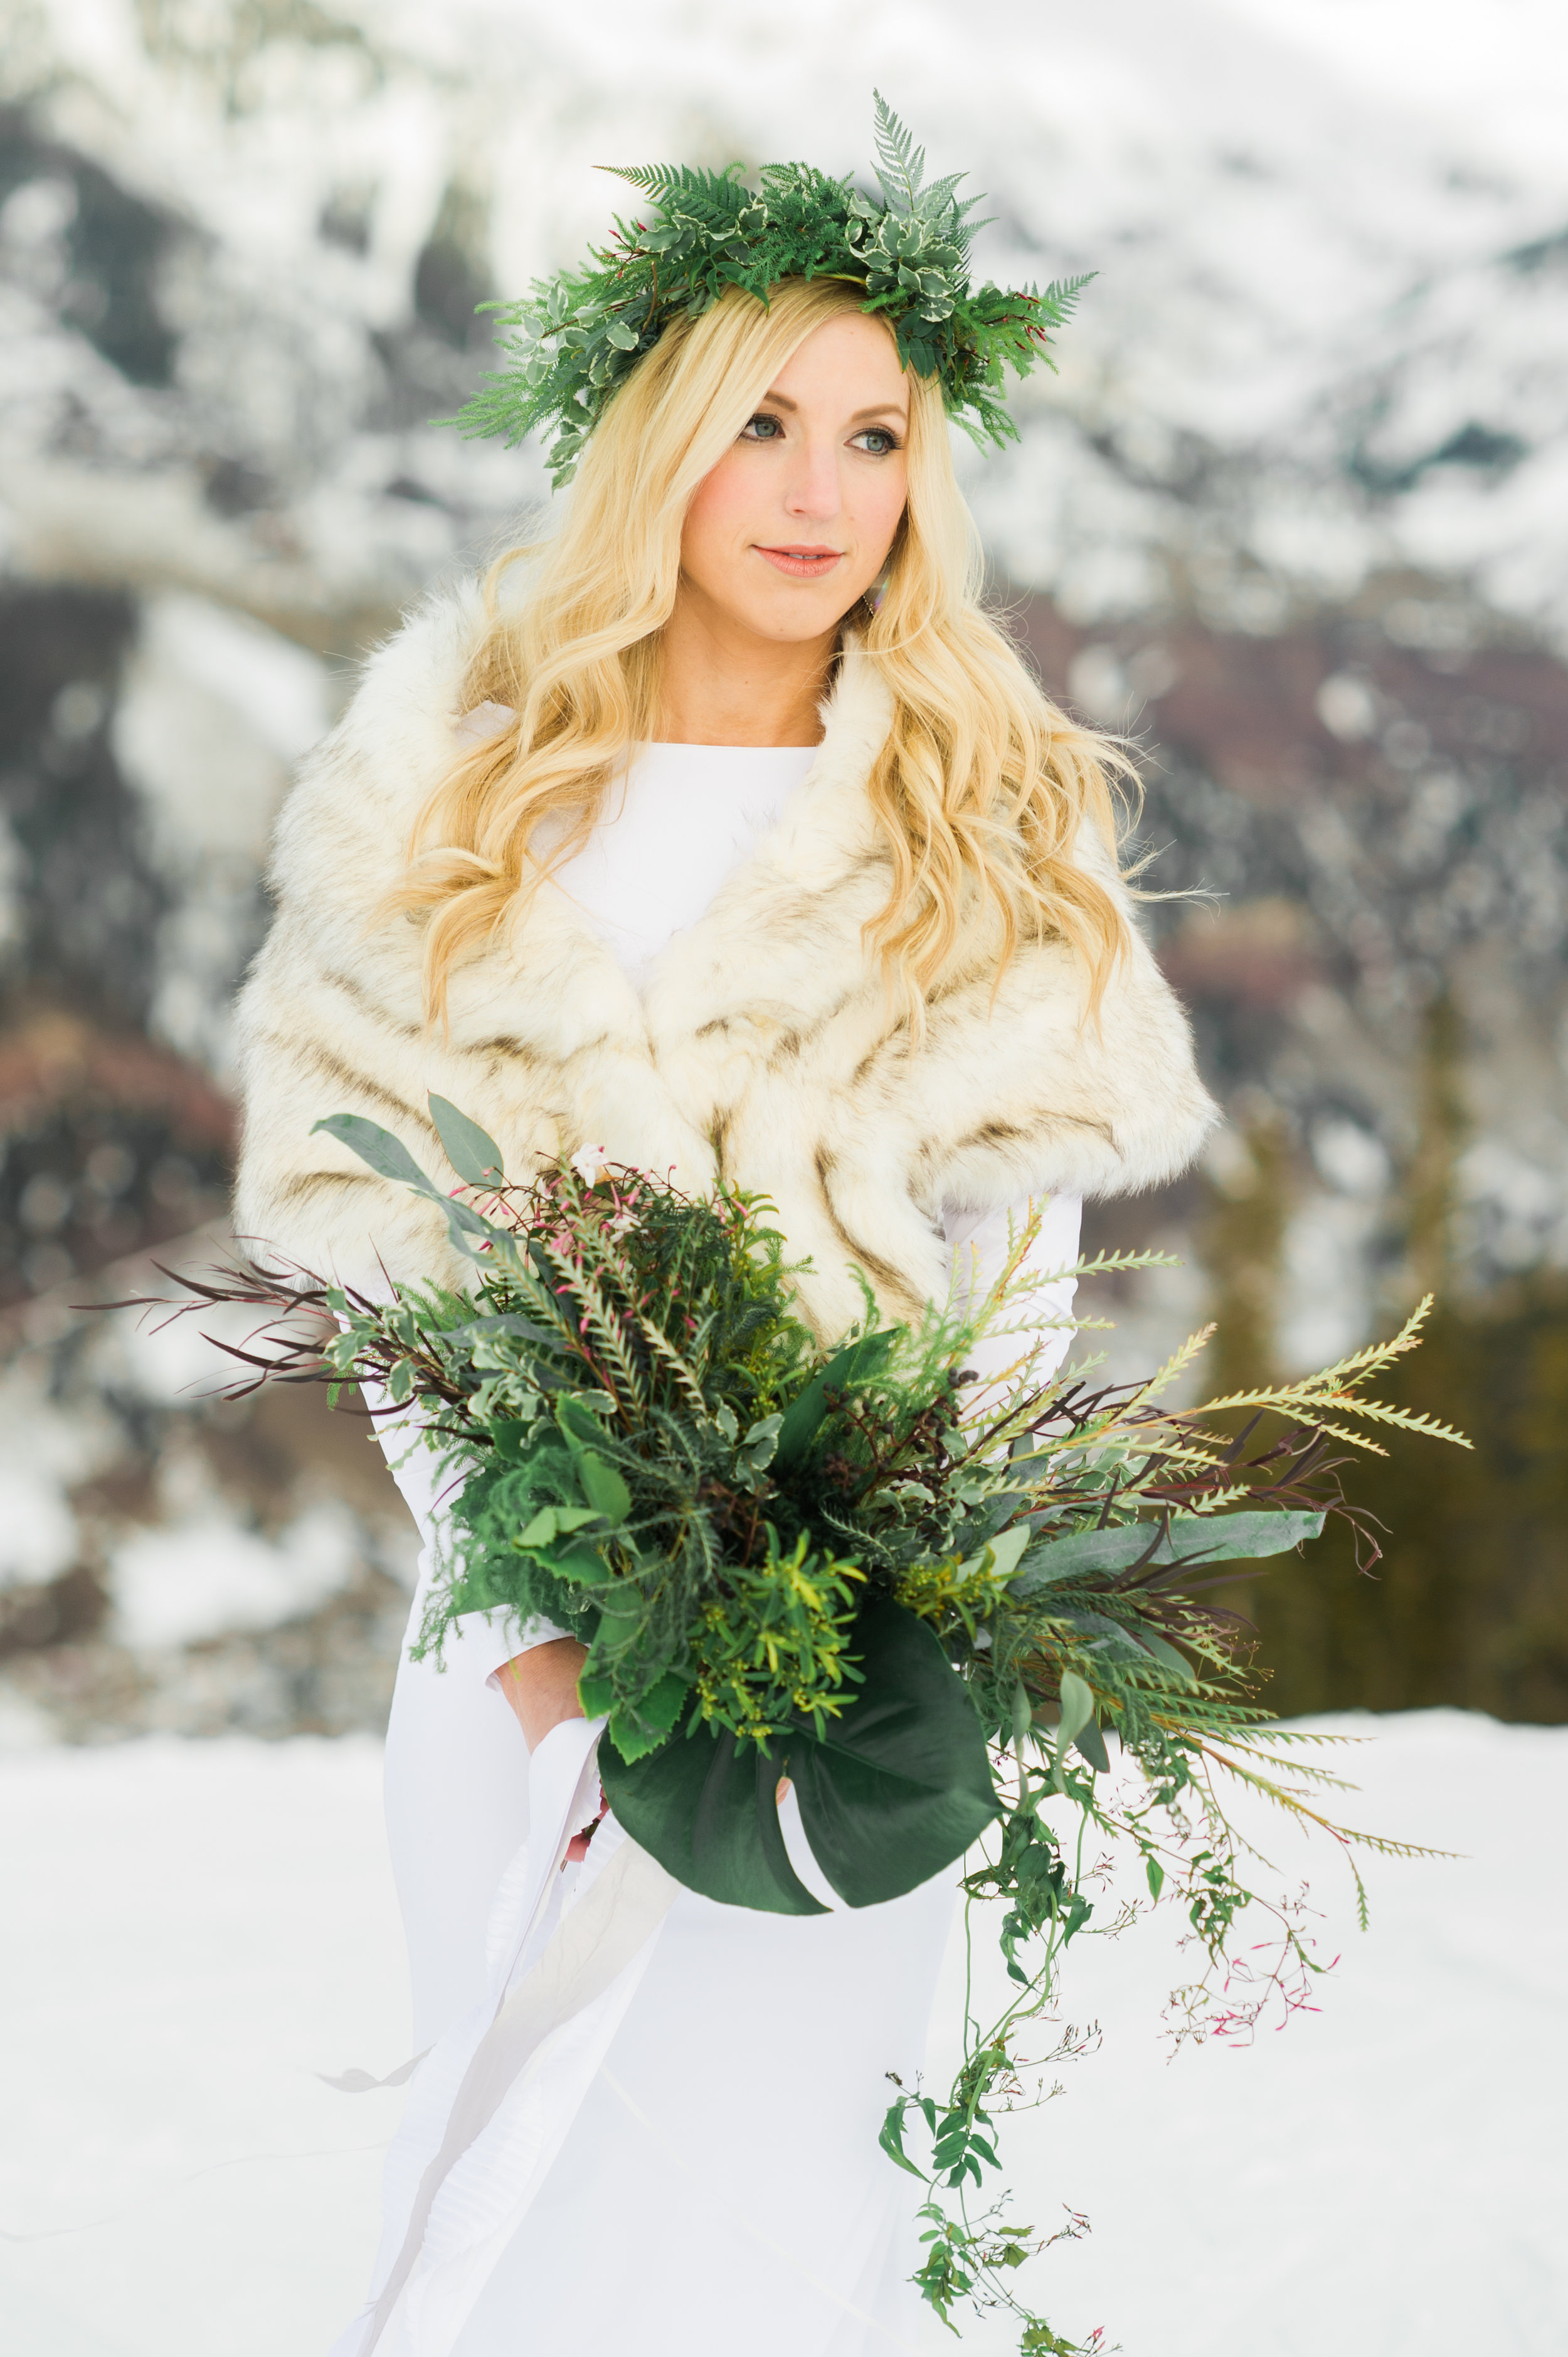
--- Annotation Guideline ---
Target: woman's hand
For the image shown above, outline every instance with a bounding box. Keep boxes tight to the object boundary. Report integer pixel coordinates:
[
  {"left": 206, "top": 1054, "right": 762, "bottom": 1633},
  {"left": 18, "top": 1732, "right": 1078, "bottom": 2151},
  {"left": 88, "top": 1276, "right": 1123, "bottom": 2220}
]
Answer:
[
  {"left": 500, "top": 1641, "right": 784, "bottom": 1843},
  {"left": 496, "top": 1636, "right": 589, "bottom": 1752}
]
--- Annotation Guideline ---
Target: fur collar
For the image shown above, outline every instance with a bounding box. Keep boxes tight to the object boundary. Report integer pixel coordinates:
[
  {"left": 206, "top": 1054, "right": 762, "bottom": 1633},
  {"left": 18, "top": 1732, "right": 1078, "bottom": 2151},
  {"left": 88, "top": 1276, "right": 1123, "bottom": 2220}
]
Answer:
[{"left": 237, "top": 582, "right": 1219, "bottom": 1335}]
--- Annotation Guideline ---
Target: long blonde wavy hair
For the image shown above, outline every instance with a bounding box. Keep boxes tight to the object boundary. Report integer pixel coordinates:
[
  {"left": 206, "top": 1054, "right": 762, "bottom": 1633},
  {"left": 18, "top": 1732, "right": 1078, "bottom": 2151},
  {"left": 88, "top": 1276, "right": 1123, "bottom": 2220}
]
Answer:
[{"left": 398, "top": 277, "right": 1133, "bottom": 1024}]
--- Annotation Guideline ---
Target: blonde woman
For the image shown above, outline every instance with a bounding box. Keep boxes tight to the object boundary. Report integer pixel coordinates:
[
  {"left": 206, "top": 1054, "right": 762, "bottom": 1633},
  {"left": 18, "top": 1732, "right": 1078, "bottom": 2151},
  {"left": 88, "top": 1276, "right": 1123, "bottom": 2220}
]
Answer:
[{"left": 236, "top": 119, "right": 1214, "bottom": 2357}]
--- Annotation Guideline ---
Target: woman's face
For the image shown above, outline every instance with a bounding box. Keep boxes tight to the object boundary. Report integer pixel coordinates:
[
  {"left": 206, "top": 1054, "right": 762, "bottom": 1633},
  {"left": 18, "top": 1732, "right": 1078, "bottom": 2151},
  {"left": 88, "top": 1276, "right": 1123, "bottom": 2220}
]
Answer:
[{"left": 677, "top": 311, "right": 909, "bottom": 644}]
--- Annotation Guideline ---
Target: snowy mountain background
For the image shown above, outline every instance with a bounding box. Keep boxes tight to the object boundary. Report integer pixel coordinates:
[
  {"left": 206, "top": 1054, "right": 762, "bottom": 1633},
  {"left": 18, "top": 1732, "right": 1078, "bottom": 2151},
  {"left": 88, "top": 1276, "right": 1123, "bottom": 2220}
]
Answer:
[{"left": 0, "top": 0, "right": 1565, "bottom": 1741}]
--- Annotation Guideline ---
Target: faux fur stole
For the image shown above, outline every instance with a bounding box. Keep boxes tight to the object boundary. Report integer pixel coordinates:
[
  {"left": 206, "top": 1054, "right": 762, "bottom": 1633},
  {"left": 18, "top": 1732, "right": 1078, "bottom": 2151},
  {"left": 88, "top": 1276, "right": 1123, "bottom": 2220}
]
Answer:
[{"left": 233, "top": 580, "right": 1217, "bottom": 1339}]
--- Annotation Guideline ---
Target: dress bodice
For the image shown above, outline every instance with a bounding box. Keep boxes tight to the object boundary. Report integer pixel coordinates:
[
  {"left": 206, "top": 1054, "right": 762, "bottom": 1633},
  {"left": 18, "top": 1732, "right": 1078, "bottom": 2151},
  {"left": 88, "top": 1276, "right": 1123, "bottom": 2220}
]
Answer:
[{"left": 545, "top": 740, "right": 818, "bottom": 987}]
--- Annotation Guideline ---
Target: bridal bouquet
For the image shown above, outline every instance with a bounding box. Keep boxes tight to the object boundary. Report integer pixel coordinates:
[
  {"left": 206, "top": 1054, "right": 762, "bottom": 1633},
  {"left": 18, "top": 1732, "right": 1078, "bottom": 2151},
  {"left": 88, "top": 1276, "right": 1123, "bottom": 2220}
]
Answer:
[{"left": 159, "top": 1093, "right": 1462, "bottom": 2354}]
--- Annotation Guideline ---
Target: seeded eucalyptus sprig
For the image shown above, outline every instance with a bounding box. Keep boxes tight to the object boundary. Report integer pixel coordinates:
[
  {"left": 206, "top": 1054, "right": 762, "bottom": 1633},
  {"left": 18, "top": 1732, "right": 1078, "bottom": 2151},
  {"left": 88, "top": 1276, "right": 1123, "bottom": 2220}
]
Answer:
[{"left": 447, "top": 93, "right": 1091, "bottom": 485}]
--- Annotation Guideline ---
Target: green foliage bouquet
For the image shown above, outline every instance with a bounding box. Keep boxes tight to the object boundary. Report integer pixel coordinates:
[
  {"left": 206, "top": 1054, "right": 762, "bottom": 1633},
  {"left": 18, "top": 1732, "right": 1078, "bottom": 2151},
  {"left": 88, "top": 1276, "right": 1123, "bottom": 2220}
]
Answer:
[{"left": 164, "top": 1092, "right": 1463, "bottom": 2352}]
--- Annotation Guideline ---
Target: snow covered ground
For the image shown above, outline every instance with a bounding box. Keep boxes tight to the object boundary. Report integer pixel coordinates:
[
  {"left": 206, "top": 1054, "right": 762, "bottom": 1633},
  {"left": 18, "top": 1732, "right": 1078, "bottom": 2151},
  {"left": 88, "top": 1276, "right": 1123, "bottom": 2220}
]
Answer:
[
  {"left": 2, "top": 1710, "right": 1563, "bottom": 2356},
  {"left": 932, "top": 1710, "right": 1568, "bottom": 2355}
]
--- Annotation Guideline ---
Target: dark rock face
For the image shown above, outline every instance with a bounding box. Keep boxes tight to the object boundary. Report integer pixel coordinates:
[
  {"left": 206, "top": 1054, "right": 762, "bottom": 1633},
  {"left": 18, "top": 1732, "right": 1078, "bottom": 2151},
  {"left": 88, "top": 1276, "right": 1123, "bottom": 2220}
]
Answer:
[
  {"left": 0, "top": 1371, "right": 413, "bottom": 1742},
  {"left": 0, "top": 1019, "right": 235, "bottom": 1311},
  {"left": 0, "top": 587, "right": 233, "bottom": 1309},
  {"left": 0, "top": 585, "right": 161, "bottom": 1020},
  {"left": 1020, "top": 594, "right": 1568, "bottom": 1272},
  {"left": 0, "top": 110, "right": 180, "bottom": 386},
  {"left": 1020, "top": 595, "right": 1568, "bottom": 989}
]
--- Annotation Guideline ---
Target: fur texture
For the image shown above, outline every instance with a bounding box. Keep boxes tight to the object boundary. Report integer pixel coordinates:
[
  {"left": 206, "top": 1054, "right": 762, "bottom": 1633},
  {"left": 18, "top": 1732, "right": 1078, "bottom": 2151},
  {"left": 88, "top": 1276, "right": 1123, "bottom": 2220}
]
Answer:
[{"left": 233, "top": 584, "right": 1217, "bottom": 1338}]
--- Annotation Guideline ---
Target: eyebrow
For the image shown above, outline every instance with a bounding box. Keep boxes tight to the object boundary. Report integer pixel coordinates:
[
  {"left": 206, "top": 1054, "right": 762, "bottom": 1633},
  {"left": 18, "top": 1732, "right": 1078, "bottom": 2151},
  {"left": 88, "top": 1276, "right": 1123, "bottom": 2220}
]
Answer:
[{"left": 760, "top": 389, "right": 909, "bottom": 423}]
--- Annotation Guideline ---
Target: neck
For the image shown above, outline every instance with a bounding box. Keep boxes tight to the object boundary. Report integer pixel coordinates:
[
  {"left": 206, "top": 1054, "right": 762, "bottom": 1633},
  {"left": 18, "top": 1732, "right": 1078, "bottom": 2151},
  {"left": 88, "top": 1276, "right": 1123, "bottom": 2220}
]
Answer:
[{"left": 654, "top": 586, "right": 837, "bottom": 747}]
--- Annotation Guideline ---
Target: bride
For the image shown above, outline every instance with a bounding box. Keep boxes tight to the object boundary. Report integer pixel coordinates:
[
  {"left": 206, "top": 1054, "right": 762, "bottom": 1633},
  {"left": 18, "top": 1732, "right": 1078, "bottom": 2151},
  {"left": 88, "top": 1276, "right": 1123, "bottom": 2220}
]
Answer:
[{"left": 234, "top": 119, "right": 1213, "bottom": 2357}]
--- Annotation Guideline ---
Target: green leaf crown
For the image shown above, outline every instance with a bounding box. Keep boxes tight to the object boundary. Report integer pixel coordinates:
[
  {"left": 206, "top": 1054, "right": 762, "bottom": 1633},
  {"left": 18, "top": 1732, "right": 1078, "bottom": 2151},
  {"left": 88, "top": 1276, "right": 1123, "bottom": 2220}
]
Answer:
[{"left": 447, "top": 94, "right": 1092, "bottom": 486}]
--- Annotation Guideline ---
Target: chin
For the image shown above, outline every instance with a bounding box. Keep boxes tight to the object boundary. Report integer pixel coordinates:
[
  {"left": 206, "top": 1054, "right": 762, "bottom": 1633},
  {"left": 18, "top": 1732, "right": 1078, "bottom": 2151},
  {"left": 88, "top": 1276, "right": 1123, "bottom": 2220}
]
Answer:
[{"left": 747, "top": 594, "right": 862, "bottom": 644}]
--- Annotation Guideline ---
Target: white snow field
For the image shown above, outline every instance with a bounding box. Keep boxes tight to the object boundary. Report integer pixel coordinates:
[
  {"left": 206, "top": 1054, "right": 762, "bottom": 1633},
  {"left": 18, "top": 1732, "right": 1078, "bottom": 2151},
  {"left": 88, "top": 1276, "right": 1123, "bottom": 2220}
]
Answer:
[
  {"left": 1, "top": 1711, "right": 1564, "bottom": 2357},
  {"left": 927, "top": 1710, "right": 1568, "bottom": 2356}
]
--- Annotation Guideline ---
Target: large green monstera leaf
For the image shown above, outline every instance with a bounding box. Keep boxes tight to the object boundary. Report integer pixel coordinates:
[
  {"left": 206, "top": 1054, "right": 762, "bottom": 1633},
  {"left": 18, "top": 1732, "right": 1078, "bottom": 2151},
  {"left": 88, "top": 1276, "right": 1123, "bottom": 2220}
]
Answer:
[{"left": 598, "top": 1597, "right": 1000, "bottom": 1916}]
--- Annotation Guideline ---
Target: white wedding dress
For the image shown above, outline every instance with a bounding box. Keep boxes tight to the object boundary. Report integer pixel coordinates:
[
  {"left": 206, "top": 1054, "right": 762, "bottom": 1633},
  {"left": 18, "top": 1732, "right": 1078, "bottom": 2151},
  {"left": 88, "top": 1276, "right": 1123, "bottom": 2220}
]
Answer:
[{"left": 336, "top": 740, "right": 1081, "bottom": 2357}]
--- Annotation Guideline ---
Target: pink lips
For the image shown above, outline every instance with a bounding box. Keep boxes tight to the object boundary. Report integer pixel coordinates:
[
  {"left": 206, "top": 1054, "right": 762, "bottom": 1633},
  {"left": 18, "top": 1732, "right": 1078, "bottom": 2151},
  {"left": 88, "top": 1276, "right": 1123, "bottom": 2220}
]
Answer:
[{"left": 755, "top": 545, "right": 844, "bottom": 578}]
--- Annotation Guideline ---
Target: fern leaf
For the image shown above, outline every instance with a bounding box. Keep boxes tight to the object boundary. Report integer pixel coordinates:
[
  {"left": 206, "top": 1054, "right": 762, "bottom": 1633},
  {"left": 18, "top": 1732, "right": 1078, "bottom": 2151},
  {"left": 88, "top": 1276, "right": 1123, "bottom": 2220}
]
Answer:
[
  {"left": 1036, "top": 274, "right": 1094, "bottom": 321},
  {"left": 1330, "top": 1399, "right": 1473, "bottom": 1448},
  {"left": 1121, "top": 1325, "right": 1217, "bottom": 1411},
  {"left": 871, "top": 90, "right": 926, "bottom": 214},
  {"left": 1194, "top": 1740, "right": 1459, "bottom": 1862},
  {"left": 1289, "top": 1294, "right": 1434, "bottom": 1389},
  {"left": 598, "top": 163, "right": 748, "bottom": 227},
  {"left": 600, "top": 161, "right": 683, "bottom": 198},
  {"left": 633, "top": 1313, "right": 710, "bottom": 1420},
  {"left": 917, "top": 168, "right": 968, "bottom": 220}
]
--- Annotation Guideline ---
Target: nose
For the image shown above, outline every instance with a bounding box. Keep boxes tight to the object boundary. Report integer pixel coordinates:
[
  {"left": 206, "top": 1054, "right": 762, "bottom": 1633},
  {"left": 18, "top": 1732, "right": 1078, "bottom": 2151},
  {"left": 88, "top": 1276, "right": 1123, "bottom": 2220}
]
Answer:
[{"left": 781, "top": 430, "right": 843, "bottom": 527}]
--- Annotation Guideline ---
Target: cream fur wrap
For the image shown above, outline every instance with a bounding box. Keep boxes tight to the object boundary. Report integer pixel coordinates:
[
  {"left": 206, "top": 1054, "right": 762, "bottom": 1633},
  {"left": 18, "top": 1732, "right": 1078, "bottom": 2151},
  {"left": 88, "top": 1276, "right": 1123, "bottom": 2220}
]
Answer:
[{"left": 232, "top": 583, "right": 1217, "bottom": 1340}]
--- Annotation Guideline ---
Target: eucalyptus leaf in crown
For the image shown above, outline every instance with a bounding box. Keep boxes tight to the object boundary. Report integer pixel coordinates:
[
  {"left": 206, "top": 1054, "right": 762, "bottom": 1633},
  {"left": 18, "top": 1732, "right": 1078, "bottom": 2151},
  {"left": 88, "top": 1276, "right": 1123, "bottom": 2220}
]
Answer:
[{"left": 448, "top": 93, "right": 1092, "bottom": 486}]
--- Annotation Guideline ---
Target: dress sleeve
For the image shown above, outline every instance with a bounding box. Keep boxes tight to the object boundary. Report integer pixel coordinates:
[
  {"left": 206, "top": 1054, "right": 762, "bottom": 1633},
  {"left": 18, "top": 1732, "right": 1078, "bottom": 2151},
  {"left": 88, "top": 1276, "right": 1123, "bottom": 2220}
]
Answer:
[
  {"left": 362, "top": 1380, "right": 570, "bottom": 1684},
  {"left": 942, "top": 1193, "right": 1082, "bottom": 1393}
]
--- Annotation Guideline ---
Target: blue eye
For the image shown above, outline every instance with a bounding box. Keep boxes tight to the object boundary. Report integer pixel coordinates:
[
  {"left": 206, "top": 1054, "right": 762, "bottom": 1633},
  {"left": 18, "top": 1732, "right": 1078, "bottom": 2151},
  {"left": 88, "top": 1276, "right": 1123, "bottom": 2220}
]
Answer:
[
  {"left": 742, "top": 413, "right": 784, "bottom": 441},
  {"left": 852, "top": 427, "right": 901, "bottom": 456}
]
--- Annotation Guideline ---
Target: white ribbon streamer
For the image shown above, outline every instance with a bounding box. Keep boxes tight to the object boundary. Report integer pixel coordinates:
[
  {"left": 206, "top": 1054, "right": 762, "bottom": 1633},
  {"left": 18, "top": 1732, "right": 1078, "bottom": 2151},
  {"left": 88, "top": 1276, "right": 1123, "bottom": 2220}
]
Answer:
[
  {"left": 332, "top": 1718, "right": 678, "bottom": 2357},
  {"left": 363, "top": 1843, "right": 677, "bottom": 2351},
  {"left": 319, "top": 2055, "right": 431, "bottom": 2094}
]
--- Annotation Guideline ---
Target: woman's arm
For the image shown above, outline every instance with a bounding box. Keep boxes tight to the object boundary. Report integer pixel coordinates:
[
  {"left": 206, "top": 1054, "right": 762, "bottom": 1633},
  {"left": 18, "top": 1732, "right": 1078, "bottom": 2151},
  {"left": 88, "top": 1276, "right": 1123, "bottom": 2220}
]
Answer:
[
  {"left": 364, "top": 1373, "right": 581, "bottom": 1752},
  {"left": 495, "top": 1636, "right": 589, "bottom": 1750}
]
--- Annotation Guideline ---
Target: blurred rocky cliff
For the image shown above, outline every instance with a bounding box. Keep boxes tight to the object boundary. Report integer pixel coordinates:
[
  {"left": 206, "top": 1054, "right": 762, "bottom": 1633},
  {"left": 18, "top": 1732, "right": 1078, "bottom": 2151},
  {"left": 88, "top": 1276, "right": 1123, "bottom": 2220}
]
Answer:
[{"left": 1, "top": 0, "right": 1563, "bottom": 1742}]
